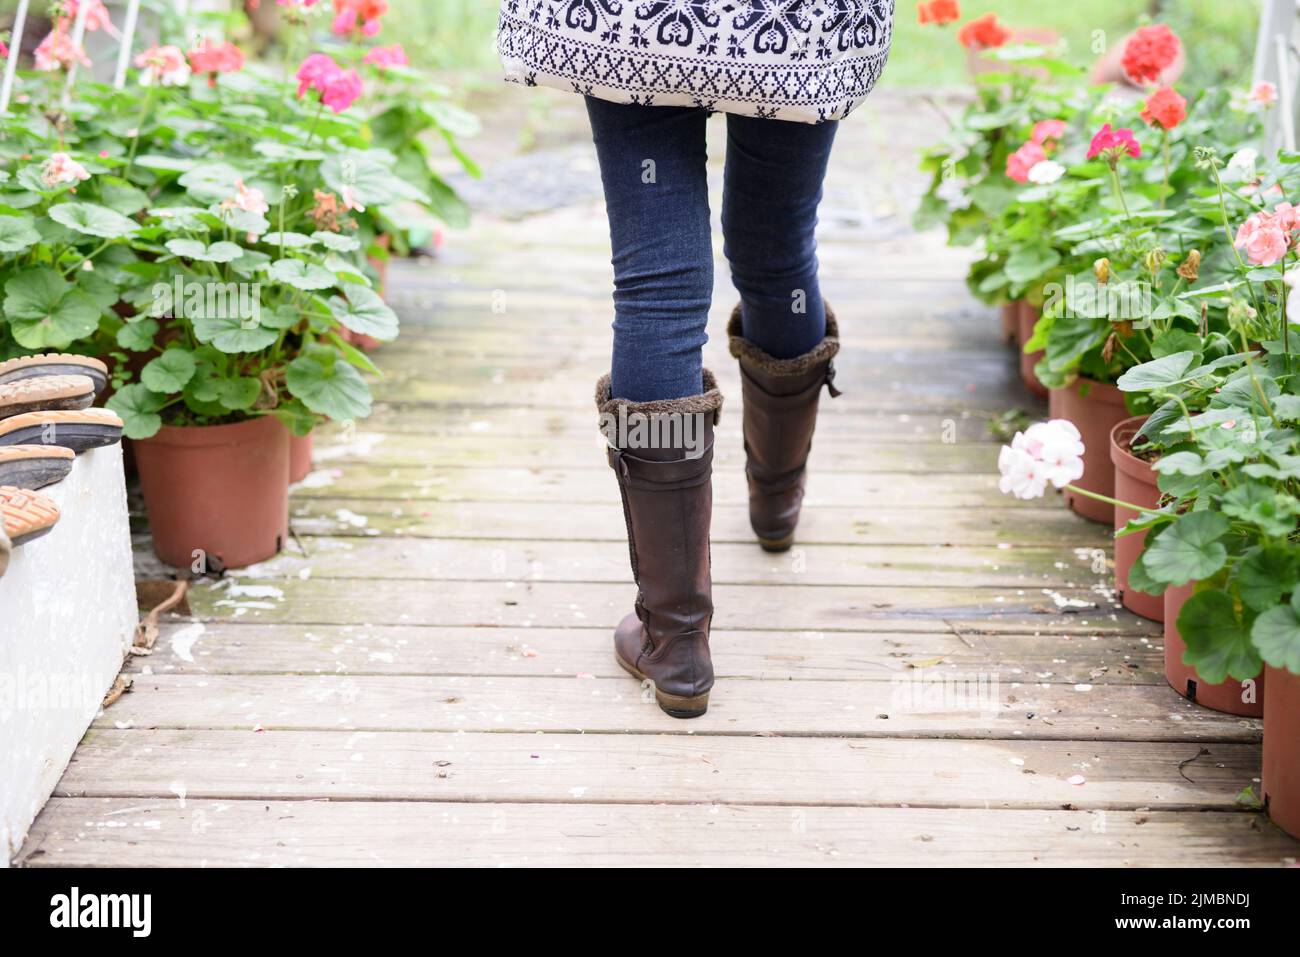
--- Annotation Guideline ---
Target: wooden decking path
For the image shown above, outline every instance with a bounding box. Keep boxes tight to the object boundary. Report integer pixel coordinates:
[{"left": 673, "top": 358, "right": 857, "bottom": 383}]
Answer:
[{"left": 17, "top": 91, "right": 1300, "bottom": 867}]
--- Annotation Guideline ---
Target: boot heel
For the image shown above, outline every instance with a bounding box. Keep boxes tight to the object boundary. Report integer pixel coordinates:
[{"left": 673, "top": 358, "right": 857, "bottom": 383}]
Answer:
[
  {"left": 758, "top": 532, "right": 795, "bottom": 553},
  {"left": 655, "top": 688, "right": 710, "bottom": 719}
]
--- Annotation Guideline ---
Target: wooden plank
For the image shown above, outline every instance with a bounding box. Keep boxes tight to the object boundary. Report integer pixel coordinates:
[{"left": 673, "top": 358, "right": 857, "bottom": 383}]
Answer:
[
  {"left": 286, "top": 500, "right": 1111, "bottom": 548},
  {"left": 55, "top": 731, "right": 1260, "bottom": 810},
  {"left": 93, "top": 673, "right": 1256, "bottom": 741},
  {"left": 211, "top": 536, "right": 1108, "bottom": 589},
  {"left": 19, "top": 800, "right": 1294, "bottom": 867},
  {"left": 293, "top": 467, "right": 1036, "bottom": 508},
  {"left": 184, "top": 577, "right": 1143, "bottom": 634},
  {"left": 135, "top": 622, "right": 1164, "bottom": 684},
  {"left": 307, "top": 432, "right": 1031, "bottom": 474}
]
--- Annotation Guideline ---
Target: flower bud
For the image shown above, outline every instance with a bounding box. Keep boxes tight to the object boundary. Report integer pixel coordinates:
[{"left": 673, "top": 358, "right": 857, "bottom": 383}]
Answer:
[
  {"left": 1093, "top": 258, "right": 1111, "bottom": 284},
  {"left": 1176, "top": 250, "right": 1201, "bottom": 282}
]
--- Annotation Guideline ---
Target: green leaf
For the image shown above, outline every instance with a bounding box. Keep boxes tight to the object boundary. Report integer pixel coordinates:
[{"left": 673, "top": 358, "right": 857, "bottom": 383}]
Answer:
[
  {"left": 116, "top": 316, "right": 159, "bottom": 352},
  {"left": 263, "top": 231, "right": 315, "bottom": 249},
  {"left": 178, "top": 162, "right": 245, "bottom": 204},
  {"left": 268, "top": 259, "right": 336, "bottom": 291},
  {"left": 0, "top": 214, "right": 40, "bottom": 253},
  {"left": 216, "top": 376, "right": 261, "bottom": 411},
  {"left": 191, "top": 314, "right": 277, "bottom": 353},
  {"left": 1004, "top": 246, "right": 1061, "bottom": 286},
  {"left": 48, "top": 202, "right": 139, "bottom": 239},
  {"left": 1141, "top": 512, "right": 1230, "bottom": 585},
  {"left": 141, "top": 349, "right": 197, "bottom": 393},
  {"left": 97, "top": 178, "right": 151, "bottom": 216},
  {"left": 1116, "top": 351, "right": 1198, "bottom": 392},
  {"left": 1236, "top": 546, "right": 1300, "bottom": 613},
  {"left": 328, "top": 282, "right": 398, "bottom": 341},
  {"left": 165, "top": 238, "right": 245, "bottom": 263},
  {"left": 312, "top": 231, "right": 361, "bottom": 252},
  {"left": 1222, "top": 483, "right": 1300, "bottom": 538},
  {"left": 1178, "top": 590, "right": 1262, "bottom": 685},
  {"left": 3, "top": 268, "right": 101, "bottom": 349},
  {"left": 286, "top": 352, "right": 372, "bottom": 422},
  {"left": 105, "top": 383, "right": 166, "bottom": 439},
  {"left": 1252, "top": 595, "right": 1300, "bottom": 675}
]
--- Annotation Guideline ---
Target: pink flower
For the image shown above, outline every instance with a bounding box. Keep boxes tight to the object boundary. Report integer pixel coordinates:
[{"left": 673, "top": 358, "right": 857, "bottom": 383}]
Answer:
[
  {"left": 0, "top": 40, "right": 9, "bottom": 60},
  {"left": 134, "top": 43, "right": 191, "bottom": 86},
  {"left": 34, "top": 29, "right": 92, "bottom": 72},
  {"left": 59, "top": 0, "right": 119, "bottom": 37},
  {"left": 1250, "top": 81, "right": 1278, "bottom": 106},
  {"left": 222, "top": 180, "right": 269, "bottom": 216},
  {"left": 42, "top": 152, "right": 92, "bottom": 188},
  {"left": 296, "top": 53, "right": 363, "bottom": 112},
  {"left": 320, "top": 67, "right": 363, "bottom": 113},
  {"left": 998, "top": 420, "right": 1085, "bottom": 500},
  {"left": 331, "top": 0, "right": 388, "bottom": 38},
  {"left": 295, "top": 52, "right": 338, "bottom": 97},
  {"left": 1234, "top": 211, "right": 1291, "bottom": 266},
  {"left": 1274, "top": 202, "right": 1300, "bottom": 233},
  {"left": 1086, "top": 124, "right": 1142, "bottom": 166},
  {"left": 1006, "top": 141, "right": 1047, "bottom": 184},
  {"left": 341, "top": 185, "right": 365, "bottom": 212},
  {"left": 188, "top": 39, "right": 245, "bottom": 86},
  {"left": 362, "top": 44, "right": 408, "bottom": 70},
  {"left": 1031, "top": 119, "right": 1067, "bottom": 148}
]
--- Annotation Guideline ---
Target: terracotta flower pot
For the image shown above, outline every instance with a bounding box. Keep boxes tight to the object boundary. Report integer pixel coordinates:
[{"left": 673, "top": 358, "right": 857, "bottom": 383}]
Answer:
[
  {"left": 1052, "top": 378, "right": 1130, "bottom": 523},
  {"left": 1000, "top": 302, "right": 1020, "bottom": 346},
  {"left": 1110, "top": 416, "right": 1163, "bottom": 621},
  {"left": 1017, "top": 303, "right": 1048, "bottom": 399},
  {"left": 1164, "top": 583, "right": 1265, "bottom": 717},
  {"left": 134, "top": 416, "right": 290, "bottom": 571},
  {"left": 289, "top": 430, "right": 314, "bottom": 484},
  {"left": 1263, "top": 665, "right": 1300, "bottom": 838}
]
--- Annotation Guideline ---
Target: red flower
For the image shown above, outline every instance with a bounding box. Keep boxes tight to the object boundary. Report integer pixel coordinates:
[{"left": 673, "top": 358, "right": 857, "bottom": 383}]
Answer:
[
  {"left": 1006, "top": 141, "right": 1047, "bottom": 184},
  {"left": 1121, "top": 25, "right": 1181, "bottom": 85},
  {"left": 1031, "top": 119, "right": 1067, "bottom": 149},
  {"left": 187, "top": 39, "right": 245, "bottom": 87},
  {"left": 1086, "top": 124, "right": 1142, "bottom": 167},
  {"left": 957, "top": 13, "right": 1011, "bottom": 50},
  {"left": 918, "top": 0, "right": 960, "bottom": 26},
  {"left": 1140, "top": 86, "right": 1187, "bottom": 130}
]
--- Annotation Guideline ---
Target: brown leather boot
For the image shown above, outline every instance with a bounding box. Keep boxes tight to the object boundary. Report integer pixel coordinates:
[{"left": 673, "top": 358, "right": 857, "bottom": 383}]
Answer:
[
  {"left": 728, "top": 304, "right": 841, "bottom": 553},
  {"left": 596, "top": 371, "right": 724, "bottom": 718}
]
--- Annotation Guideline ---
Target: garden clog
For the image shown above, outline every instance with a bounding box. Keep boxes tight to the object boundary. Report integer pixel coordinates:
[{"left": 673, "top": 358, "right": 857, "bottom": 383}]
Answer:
[
  {"left": 0, "top": 353, "right": 109, "bottom": 394},
  {"left": 0, "top": 408, "right": 125, "bottom": 453},
  {"left": 0, "top": 486, "right": 60, "bottom": 547},
  {"left": 0, "top": 445, "right": 75, "bottom": 490},
  {"left": 0, "top": 374, "right": 97, "bottom": 421}
]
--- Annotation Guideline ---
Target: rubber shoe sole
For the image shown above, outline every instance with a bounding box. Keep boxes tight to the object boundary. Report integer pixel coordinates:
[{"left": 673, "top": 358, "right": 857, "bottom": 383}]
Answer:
[
  {"left": 0, "top": 374, "right": 96, "bottom": 421},
  {"left": 0, "top": 486, "right": 60, "bottom": 546},
  {"left": 0, "top": 445, "right": 75, "bottom": 490},
  {"left": 0, "top": 408, "right": 124, "bottom": 453},
  {"left": 0, "top": 354, "right": 108, "bottom": 394},
  {"left": 614, "top": 649, "right": 711, "bottom": 719}
]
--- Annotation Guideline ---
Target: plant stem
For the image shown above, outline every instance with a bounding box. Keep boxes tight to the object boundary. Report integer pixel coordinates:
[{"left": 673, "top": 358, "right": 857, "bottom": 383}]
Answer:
[
  {"left": 122, "top": 85, "right": 157, "bottom": 179},
  {"left": 1160, "top": 131, "right": 1170, "bottom": 210},
  {"left": 1063, "top": 483, "right": 1149, "bottom": 513}
]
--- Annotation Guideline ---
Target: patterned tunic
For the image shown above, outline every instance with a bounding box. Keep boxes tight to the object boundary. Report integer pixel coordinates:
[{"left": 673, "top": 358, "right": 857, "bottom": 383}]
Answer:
[{"left": 496, "top": 0, "right": 896, "bottom": 124}]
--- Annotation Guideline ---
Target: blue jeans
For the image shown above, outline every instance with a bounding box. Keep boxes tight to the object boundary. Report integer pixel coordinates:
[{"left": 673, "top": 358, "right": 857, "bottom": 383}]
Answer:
[{"left": 585, "top": 97, "right": 838, "bottom": 403}]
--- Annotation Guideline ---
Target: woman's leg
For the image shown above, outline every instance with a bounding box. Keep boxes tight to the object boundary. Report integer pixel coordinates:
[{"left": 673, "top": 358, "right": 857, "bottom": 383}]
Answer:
[
  {"left": 585, "top": 97, "right": 720, "bottom": 718},
  {"left": 721, "top": 115, "right": 838, "bottom": 358},
  {"left": 721, "top": 115, "right": 841, "bottom": 552},
  {"left": 584, "top": 96, "right": 713, "bottom": 402}
]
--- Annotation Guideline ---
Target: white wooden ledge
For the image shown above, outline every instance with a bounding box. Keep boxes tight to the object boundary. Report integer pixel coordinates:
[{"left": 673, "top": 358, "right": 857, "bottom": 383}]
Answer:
[{"left": 0, "top": 444, "right": 136, "bottom": 863}]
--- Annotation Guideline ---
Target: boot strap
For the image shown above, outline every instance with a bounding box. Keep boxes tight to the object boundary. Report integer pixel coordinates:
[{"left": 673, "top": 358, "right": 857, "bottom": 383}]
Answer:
[{"left": 607, "top": 443, "right": 714, "bottom": 491}]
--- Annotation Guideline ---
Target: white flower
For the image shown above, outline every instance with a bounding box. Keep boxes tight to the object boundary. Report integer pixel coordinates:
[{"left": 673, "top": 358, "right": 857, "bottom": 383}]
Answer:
[
  {"left": 998, "top": 420, "right": 1085, "bottom": 500},
  {"left": 998, "top": 444, "right": 1048, "bottom": 500},
  {"left": 1285, "top": 267, "right": 1300, "bottom": 326},
  {"left": 1027, "top": 160, "right": 1065, "bottom": 185},
  {"left": 1225, "top": 148, "right": 1259, "bottom": 184}
]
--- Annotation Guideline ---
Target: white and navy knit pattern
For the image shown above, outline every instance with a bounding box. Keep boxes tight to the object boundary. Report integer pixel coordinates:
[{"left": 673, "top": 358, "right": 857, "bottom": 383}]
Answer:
[{"left": 497, "top": 0, "right": 895, "bottom": 124}]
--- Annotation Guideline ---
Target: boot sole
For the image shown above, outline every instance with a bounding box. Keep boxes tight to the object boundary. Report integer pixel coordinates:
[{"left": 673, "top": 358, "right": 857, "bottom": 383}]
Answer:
[
  {"left": 615, "top": 651, "right": 710, "bottom": 719},
  {"left": 0, "top": 409, "right": 124, "bottom": 453},
  {"left": 0, "top": 446, "right": 76, "bottom": 490},
  {"left": 0, "top": 354, "right": 108, "bottom": 394},
  {"left": 758, "top": 533, "right": 795, "bottom": 553}
]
